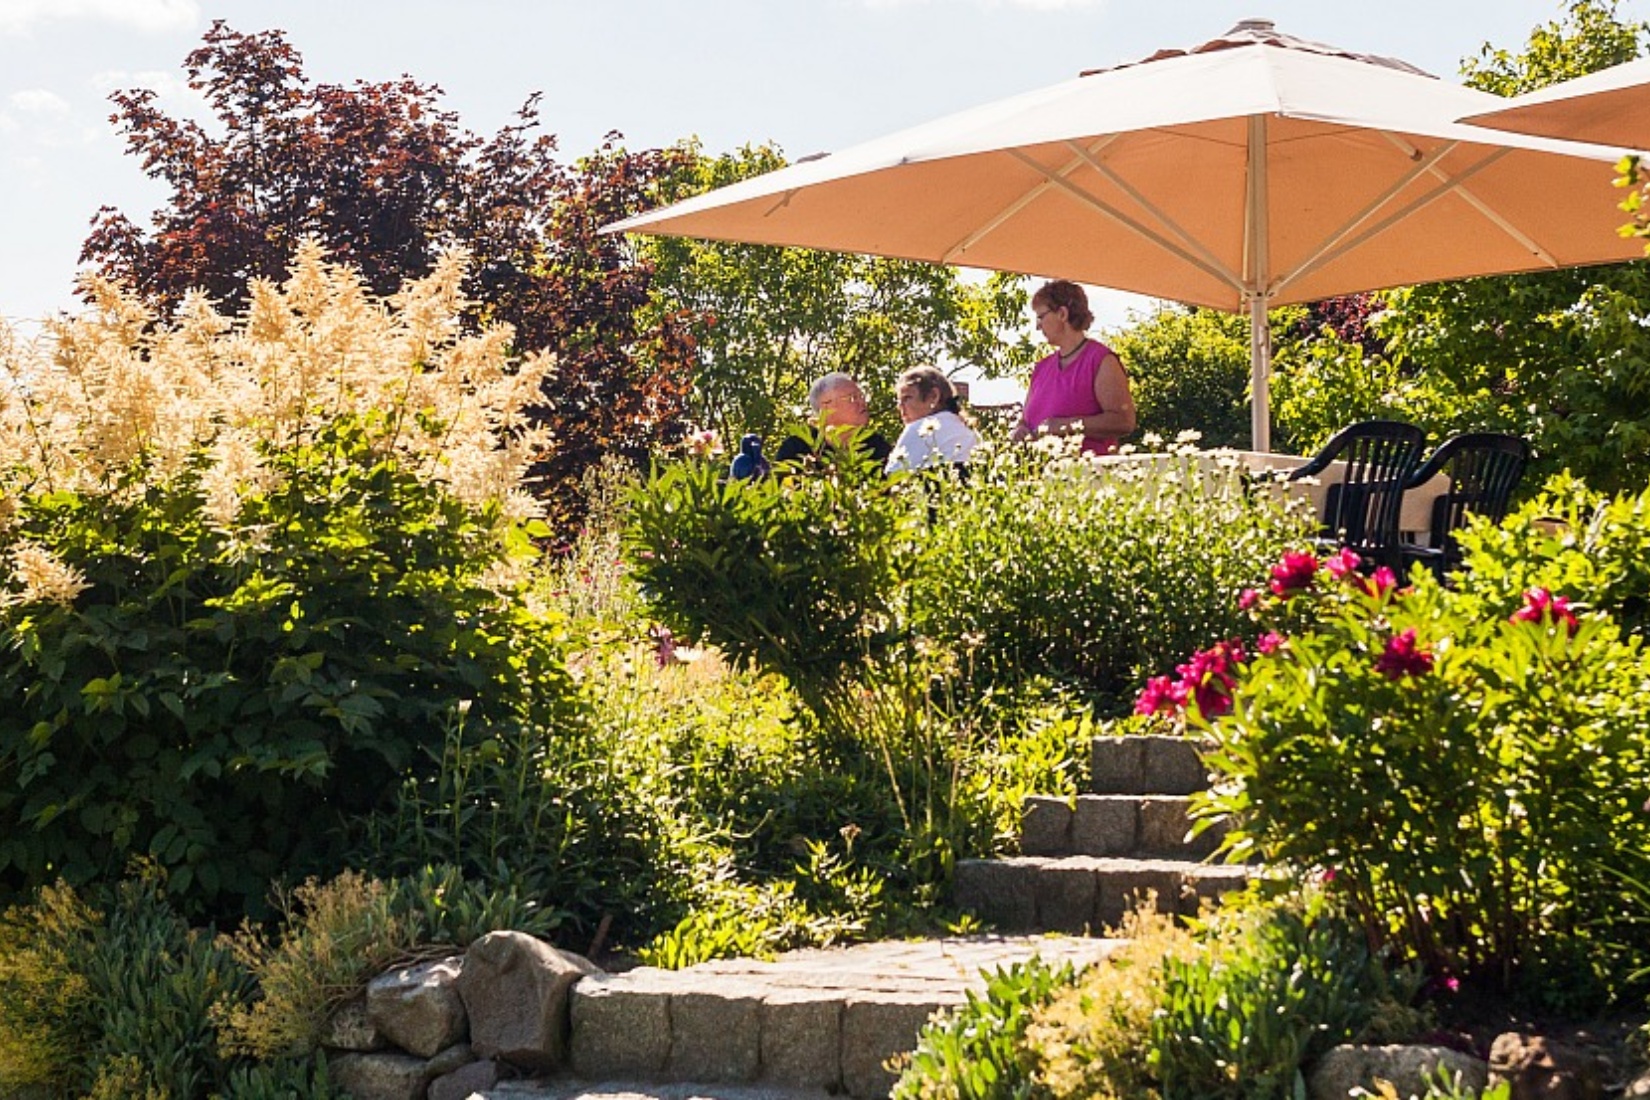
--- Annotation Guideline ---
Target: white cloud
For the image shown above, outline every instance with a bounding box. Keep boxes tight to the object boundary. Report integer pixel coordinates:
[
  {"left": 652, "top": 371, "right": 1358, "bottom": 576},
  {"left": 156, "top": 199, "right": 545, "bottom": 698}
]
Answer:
[
  {"left": 0, "top": 0, "right": 201, "bottom": 36},
  {"left": 2, "top": 88, "right": 99, "bottom": 148},
  {"left": 8, "top": 89, "right": 71, "bottom": 118}
]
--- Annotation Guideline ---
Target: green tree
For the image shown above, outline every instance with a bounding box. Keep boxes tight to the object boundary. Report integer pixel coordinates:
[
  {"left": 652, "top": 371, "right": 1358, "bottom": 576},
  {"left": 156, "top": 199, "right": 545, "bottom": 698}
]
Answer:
[
  {"left": 637, "top": 142, "right": 1038, "bottom": 441},
  {"left": 80, "top": 22, "right": 697, "bottom": 525},
  {"left": 1376, "top": 0, "right": 1650, "bottom": 492},
  {"left": 1107, "top": 304, "right": 1254, "bottom": 448}
]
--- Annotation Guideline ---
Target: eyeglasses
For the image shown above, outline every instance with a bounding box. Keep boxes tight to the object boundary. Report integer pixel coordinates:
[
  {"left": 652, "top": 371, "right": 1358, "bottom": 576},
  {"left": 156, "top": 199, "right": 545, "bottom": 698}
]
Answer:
[{"left": 1034, "top": 309, "right": 1055, "bottom": 321}]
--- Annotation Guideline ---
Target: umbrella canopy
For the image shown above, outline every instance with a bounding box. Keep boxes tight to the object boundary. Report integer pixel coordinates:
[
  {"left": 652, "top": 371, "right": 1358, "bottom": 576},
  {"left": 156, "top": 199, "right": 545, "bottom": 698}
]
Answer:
[
  {"left": 1458, "top": 57, "right": 1650, "bottom": 148},
  {"left": 607, "top": 19, "right": 1646, "bottom": 451}
]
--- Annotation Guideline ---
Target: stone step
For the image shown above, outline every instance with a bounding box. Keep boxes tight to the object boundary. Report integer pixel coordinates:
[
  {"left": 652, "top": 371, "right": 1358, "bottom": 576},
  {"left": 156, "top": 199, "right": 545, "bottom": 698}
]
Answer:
[
  {"left": 485, "top": 936, "right": 1118, "bottom": 1100},
  {"left": 1089, "top": 734, "right": 1212, "bottom": 795},
  {"left": 1020, "top": 794, "right": 1228, "bottom": 860},
  {"left": 953, "top": 856, "right": 1254, "bottom": 935}
]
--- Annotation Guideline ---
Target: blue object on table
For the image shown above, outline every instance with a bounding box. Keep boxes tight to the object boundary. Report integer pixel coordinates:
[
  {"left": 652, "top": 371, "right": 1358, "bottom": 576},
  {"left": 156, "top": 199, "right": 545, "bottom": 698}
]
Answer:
[{"left": 729, "top": 433, "right": 770, "bottom": 480}]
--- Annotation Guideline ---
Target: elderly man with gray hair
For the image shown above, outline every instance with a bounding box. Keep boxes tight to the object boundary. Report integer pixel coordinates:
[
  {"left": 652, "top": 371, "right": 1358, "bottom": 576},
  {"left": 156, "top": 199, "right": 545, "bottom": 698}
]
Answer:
[{"left": 773, "top": 371, "right": 893, "bottom": 468}]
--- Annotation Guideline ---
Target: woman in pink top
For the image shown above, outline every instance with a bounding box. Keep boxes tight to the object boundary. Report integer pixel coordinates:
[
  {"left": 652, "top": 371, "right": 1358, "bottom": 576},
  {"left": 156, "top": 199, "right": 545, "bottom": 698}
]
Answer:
[{"left": 1011, "top": 280, "right": 1137, "bottom": 455}]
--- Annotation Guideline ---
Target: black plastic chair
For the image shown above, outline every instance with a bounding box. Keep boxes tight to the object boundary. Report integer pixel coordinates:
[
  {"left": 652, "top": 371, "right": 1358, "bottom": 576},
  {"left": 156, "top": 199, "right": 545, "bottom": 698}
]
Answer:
[
  {"left": 1400, "top": 432, "right": 1531, "bottom": 578},
  {"left": 1288, "top": 420, "right": 1428, "bottom": 570}
]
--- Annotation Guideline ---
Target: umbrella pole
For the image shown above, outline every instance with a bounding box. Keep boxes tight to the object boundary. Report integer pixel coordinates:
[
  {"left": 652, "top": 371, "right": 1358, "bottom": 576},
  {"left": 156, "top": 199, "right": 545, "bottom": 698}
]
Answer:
[{"left": 1249, "top": 296, "right": 1271, "bottom": 453}]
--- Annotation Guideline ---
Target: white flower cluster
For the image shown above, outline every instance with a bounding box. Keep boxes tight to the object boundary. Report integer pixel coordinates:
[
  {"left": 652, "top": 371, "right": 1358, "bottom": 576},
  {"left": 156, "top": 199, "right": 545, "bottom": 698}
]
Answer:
[{"left": 1, "top": 240, "right": 552, "bottom": 535}]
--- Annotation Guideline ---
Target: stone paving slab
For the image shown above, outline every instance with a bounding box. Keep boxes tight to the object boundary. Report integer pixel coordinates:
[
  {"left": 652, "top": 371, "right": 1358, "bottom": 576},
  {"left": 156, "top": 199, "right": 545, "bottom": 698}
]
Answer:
[{"left": 527, "top": 936, "right": 1117, "bottom": 1100}]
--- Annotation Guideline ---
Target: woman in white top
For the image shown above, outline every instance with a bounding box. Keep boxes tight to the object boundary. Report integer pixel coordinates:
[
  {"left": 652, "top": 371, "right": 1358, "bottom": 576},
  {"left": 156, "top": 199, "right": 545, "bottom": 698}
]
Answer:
[{"left": 886, "top": 366, "right": 980, "bottom": 473}]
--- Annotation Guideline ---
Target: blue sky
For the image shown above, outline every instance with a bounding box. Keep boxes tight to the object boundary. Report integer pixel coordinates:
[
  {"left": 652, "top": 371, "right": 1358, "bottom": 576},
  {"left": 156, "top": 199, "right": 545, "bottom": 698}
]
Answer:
[{"left": 0, "top": 0, "right": 1636, "bottom": 329}]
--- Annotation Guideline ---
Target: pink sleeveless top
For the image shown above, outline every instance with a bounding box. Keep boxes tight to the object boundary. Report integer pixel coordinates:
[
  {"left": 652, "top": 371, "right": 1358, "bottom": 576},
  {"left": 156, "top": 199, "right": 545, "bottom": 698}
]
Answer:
[{"left": 1021, "top": 338, "right": 1118, "bottom": 456}]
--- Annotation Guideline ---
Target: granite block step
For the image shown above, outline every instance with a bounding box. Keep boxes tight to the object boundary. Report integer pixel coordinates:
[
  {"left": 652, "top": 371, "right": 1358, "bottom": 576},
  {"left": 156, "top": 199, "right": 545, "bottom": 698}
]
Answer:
[
  {"left": 1089, "top": 734, "right": 1212, "bottom": 795},
  {"left": 486, "top": 935, "right": 1118, "bottom": 1100},
  {"left": 1020, "top": 794, "right": 1228, "bottom": 860},
  {"left": 953, "top": 856, "right": 1254, "bottom": 935}
]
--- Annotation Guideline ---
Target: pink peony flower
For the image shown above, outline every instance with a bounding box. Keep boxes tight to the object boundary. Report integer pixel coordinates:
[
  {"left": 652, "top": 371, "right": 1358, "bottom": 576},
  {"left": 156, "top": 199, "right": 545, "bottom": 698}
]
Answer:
[
  {"left": 1510, "top": 587, "right": 1579, "bottom": 635},
  {"left": 1238, "top": 587, "right": 1262, "bottom": 611},
  {"left": 1269, "top": 551, "right": 1319, "bottom": 598},
  {"left": 1325, "top": 547, "right": 1362, "bottom": 581},
  {"left": 1365, "top": 566, "right": 1398, "bottom": 597},
  {"left": 1374, "top": 628, "right": 1434, "bottom": 680},
  {"left": 1135, "top": 674, "right": 1188, "bottom": 716},
  {"left": 1256, "top": 631, "right": 1286, "bottom": 655}
]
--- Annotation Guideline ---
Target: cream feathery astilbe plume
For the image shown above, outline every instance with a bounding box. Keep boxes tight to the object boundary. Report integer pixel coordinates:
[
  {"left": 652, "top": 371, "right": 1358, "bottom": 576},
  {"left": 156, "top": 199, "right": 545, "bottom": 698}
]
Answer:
[
  {"left": 0, "top": 241, "right": 553, "bottom": 529},
  {"left": 2, "top": 541, "right": 91, "bottom": 608}
]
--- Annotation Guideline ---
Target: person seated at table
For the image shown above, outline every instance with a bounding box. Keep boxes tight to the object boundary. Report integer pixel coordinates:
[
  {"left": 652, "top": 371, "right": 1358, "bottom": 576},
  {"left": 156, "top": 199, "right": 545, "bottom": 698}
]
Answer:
[
  {"left": 886, "top": 366, "right": 979, "bottom": 473},
  {"left": 774, "top": 372, "right": 892, "bottom": 468},
  {"left": 1010, "top": 279, "right": 1136, "bottom": 455}
]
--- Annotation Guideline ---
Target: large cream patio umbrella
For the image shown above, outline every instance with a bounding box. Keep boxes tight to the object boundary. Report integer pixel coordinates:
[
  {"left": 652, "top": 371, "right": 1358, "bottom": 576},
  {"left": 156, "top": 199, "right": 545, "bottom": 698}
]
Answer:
[
  {"left": 1458, "top": 57, "right": 1650, "bottom": 148},
  {"left": 607, "top": 20, "right": 1646, "bottom": 452}
]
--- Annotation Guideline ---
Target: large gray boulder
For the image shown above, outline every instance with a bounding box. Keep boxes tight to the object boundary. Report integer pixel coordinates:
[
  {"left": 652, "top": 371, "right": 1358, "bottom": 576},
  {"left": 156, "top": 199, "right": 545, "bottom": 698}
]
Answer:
[
  {"left": 365, "top": 955, "right": 468, "bottom": 1058},
  {"left": 1308, "top": 1044, "right": 1488, "bottom": 1100},
  {"left": 1488, "top": 1032, "right": 1608, "bottom": 1100},
  {"left": 457, "top": 930, "right": 600, "bottom": 1071}
]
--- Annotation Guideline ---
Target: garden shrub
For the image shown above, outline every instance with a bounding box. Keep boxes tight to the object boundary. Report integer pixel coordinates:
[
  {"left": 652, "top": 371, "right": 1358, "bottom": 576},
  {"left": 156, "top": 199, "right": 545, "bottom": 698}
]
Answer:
[
  {"left": 624, "top": 447, "right": 906, "bottom": 709},
  {"left": 0, "top": 864, "right": 255, "bottom": 1100},
  {"left": 911, "top": 439, "right": 1315, "bottom": 711},
  {"left": 896, "top": 888, "right": 1419, "bottom": 1100},
  {"left": 1147, "top": 534, "right": 1650, "bottom": 1003},
  {"left": 0, "top": 245, "right": 581, "bottom": 920},
  {"left": 626, "top": 436, "right": 1312, "bottom": 716},
  {"left": 893, "top": 955, "right": 1078, "bottom": 1100}
]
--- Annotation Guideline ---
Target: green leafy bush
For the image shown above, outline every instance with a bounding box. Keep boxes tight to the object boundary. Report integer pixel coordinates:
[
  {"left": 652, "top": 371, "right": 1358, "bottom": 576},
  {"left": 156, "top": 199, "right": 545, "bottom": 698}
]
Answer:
[
  {"left": 0, "top": 248, "right": 582, "bottom": 921},
  {"left": 1166, "top": 529, "right": 1650, "bottom": 1002},
  {"left": 0, "top": 865, "right": 255, "bottom": 1100},
  {"left": 911, "top": 441, "right": 1314, "bottom": 710},
  {"left": 625, "top": 450, "right": 905, "bottom": 708},
  {"left": 893, "top": 956, "right": 1077, "bottom": 1100},
  {"left": 0, "top": 421, "right": 580, "bottom": 919},
  {"left": 903, "top": 889, "right": 1420, "bottom": 1100}
]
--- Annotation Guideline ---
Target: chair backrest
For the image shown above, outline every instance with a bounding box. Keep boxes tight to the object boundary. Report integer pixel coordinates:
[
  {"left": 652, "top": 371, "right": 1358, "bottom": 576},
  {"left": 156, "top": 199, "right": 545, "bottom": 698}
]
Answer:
[
  {"left": 1408, "top": 432, "right": 1531, "bottom": 564},
  {"left": 1289, "top": 419, "right": 1427, "bottom": 558}
]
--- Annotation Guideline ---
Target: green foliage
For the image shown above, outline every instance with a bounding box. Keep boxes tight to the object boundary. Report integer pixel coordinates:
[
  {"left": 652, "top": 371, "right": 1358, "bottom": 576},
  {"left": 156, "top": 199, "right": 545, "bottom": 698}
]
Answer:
[
  {"left": 911, "top": 442, "right": 1315, "bottom": 711},
  {"left": 624, "top": 450, "right": 907, "bottom": 707},
  {"left": 215, "top": 1053, "right": 346, "bottom": 1100},
  {"left": 1198, "top": 523, "right": 1650, "bottom": 1002},
  {"left": 0, "top": 418, "right": 581, "bottom": 920},
  {"left": 1107, "top": 304, "right": 1256, "bottom": 449},
  {"left": 1357, "top": 1066, "right": 1511, "bottom": 1100},
  {"left": 910, "top": 890, "right": 1421, "bottom": 1100},
  {"left": 218, "top": 870, "right": 419, "bottom": 1062},
  {"left": 1373, "top": 0, "right": 1650, "bottom": 494},
  {"left": 893, "top": 956, "right": 1077, "bottom": 1100},
  {"left": 640, "top": 141, "right": 1038, "bottom": 441},
  {"left": 0, "top": 866, "right": 255, "bottom": 1100},
  {"left": 1146, "top": 894, "right": 1420, "bottom": 1100}
]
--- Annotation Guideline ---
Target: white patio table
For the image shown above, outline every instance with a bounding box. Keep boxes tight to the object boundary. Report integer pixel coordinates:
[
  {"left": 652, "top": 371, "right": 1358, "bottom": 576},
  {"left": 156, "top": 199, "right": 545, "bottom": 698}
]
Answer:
[{"left": 1087, "top": 449, "right": 1450, "bottom": 548}]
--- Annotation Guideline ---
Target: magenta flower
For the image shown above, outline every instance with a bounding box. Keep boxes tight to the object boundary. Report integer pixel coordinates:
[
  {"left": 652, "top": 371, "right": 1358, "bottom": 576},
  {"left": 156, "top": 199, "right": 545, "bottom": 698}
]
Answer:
[
  {"left": 1256, "top": 631, "right": 1286, "bottom": 655},
  {"left": 1135, "top": 674, "right": 1188, "bottom": 716},
  {"left": 1269, "top": 551, "right": 1319, "bottom": 598},
  {"left": 1510, "top": 587, "right": 1579, "bottom": 635},
  {"left": 1325, "top": 547, "right": 1362, "bottom": 581},
  {"left": 1238, "top": 587, "right": 1262, "bottom": 611},
  {"left": 1374, "top": 628, "right": 1434, "bottom": 680},
  {"left": 1365, "top": 566, "right": 1398, "bottom": 597}
]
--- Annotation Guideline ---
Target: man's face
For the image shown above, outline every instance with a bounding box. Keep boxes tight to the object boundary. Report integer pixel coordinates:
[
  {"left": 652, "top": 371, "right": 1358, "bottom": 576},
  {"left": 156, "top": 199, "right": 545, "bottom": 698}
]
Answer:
[{"left": 817, "top": 383, "right": 869, "bottom": 429}]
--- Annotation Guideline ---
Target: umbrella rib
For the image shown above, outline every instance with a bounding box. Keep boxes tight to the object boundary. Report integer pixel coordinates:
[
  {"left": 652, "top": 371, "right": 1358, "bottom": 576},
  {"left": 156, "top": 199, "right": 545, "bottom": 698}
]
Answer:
[
  {"left": 1287, "top": 147, "right": 1514, "bottom": 290},
  {"left": 1004, "top": 148, "right": 1247, "bottom": 296},
  {"left": 1272, "top": 140, "right": 1460, "bottom": 298},
  {"left": 1417, "top": 164, "right": 1559, "bottom": 267},
  {"left": 942, "top": 138, "right": 1118, "bottom": 263},
  {"left": 1061, "top": 140, "right": 1241, "bottom": 289}
]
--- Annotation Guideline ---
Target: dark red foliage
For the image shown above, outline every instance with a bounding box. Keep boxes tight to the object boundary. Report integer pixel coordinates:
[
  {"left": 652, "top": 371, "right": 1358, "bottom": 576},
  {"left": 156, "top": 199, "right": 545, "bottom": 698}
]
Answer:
[{"left": 80, "top": 21, "right": 696, "bottom": 525}]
